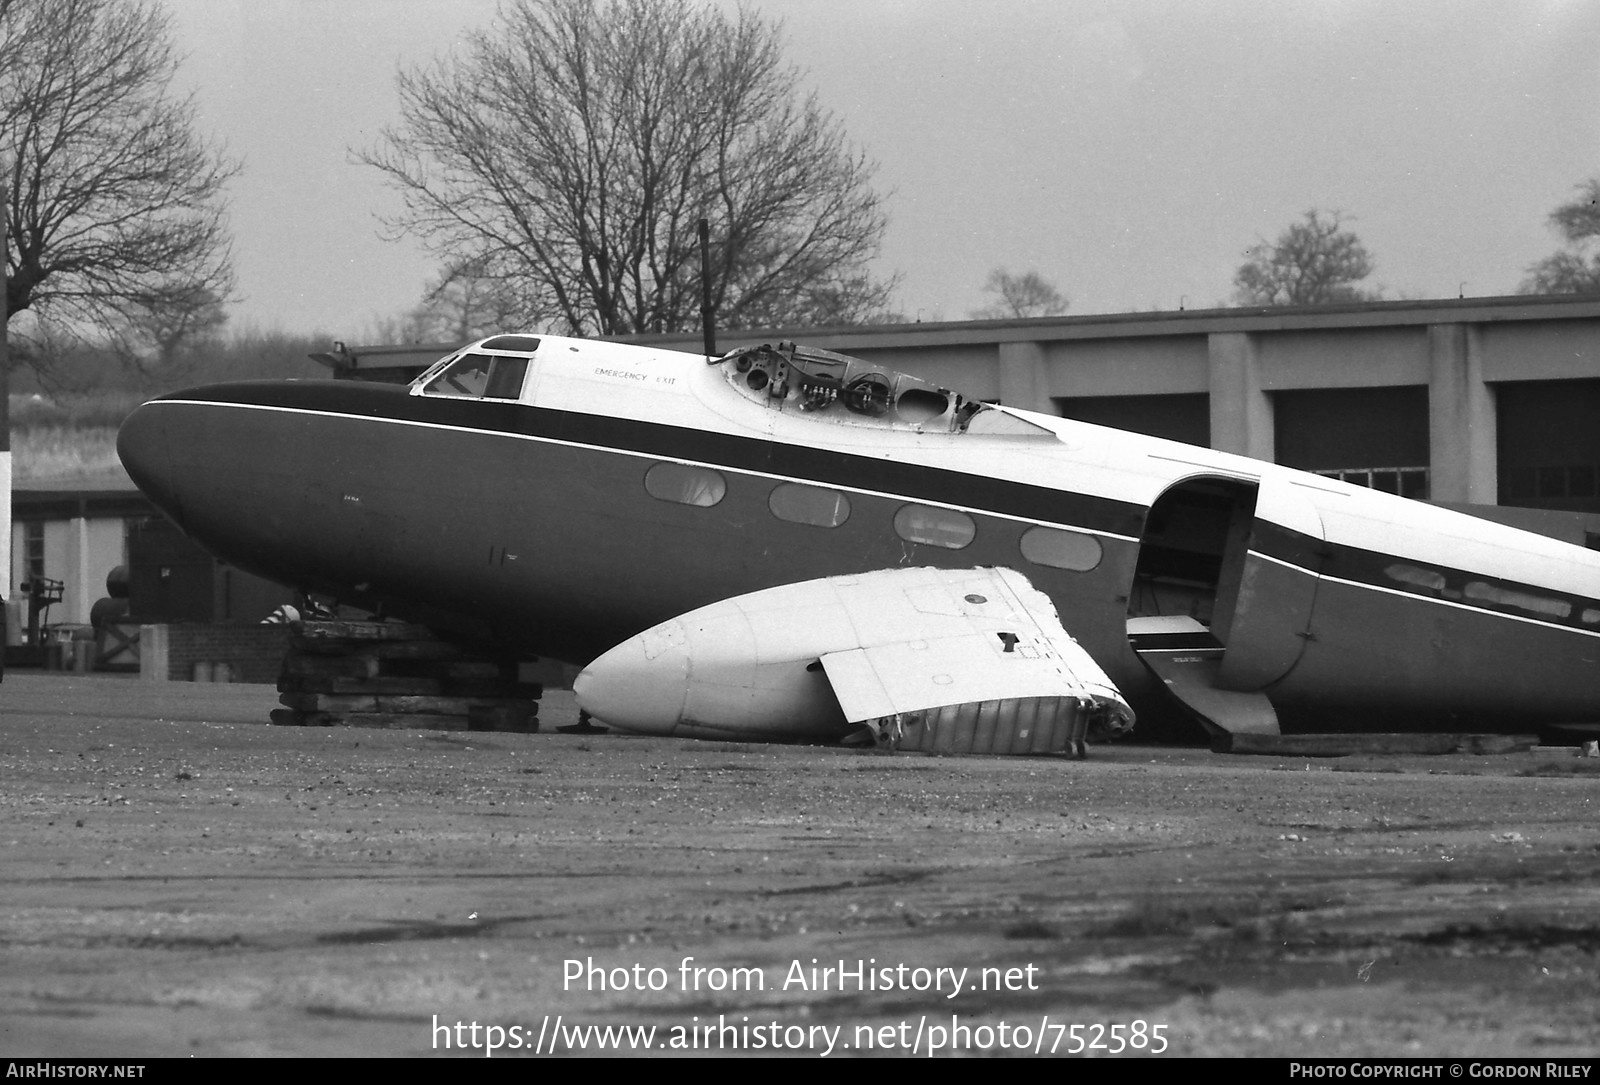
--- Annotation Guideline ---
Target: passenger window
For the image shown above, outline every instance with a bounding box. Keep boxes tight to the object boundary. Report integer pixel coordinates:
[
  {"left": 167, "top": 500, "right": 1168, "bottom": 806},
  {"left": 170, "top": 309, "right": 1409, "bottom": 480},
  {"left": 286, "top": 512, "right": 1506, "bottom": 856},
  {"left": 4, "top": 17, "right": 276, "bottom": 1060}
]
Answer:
[
  {"left": 894, "top": 504, "right": 976, "bottom": 549},
  {"left": 769, "top": 483, "right": 850, "bottom": 527},
  {"left": 1462, "top": 581, "right": 1571, "bottom": 620},
  {"left": 1019, "top": 526, "right": 1102, "bottom": 571},
  {"left": 644, "top": 462, "right": 726, "bottom": 507}
]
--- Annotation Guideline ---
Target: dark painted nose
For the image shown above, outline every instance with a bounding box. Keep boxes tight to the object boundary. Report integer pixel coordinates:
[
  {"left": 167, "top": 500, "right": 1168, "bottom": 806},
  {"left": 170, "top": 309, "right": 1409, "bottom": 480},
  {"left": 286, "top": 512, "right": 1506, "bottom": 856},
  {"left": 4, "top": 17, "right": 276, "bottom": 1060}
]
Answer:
[{"left": 117, "top": 400, "right": 186, "bottom": 527}]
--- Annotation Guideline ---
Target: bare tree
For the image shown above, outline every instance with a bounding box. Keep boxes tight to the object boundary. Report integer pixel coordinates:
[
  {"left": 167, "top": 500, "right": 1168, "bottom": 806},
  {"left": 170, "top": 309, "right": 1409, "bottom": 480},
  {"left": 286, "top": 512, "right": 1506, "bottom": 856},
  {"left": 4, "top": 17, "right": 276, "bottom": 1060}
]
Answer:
[
  {"left": 415, "top": 258, "right": 531, "bottom": 343},
  {"left": 0, "top": 0, "right": 237, "bottom": 355},
  {"left": 367, "top": 258, "right": 534, "bottom": 345},
  {"left": 1233, "top": 210, "right": 1377, "bottom": 306},
  {"left": 116, "top": 285, "right": 229, "bottom": 376},
  {"left": 970, "top": 268, "right": 1068, "bottom": 319},
  {"left": 362, "top": 0, "right": 897, "bottom": 336},
  {"left": 1519, "top": 178, "right": 1600, "bottom": 295}
]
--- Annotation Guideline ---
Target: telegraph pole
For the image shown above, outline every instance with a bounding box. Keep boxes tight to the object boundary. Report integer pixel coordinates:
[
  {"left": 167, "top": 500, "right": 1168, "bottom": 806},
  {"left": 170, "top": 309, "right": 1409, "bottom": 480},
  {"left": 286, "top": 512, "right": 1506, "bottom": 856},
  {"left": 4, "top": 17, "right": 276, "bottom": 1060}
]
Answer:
[{"left": 1, "top": 183, "right": 11, "bottom": 617}]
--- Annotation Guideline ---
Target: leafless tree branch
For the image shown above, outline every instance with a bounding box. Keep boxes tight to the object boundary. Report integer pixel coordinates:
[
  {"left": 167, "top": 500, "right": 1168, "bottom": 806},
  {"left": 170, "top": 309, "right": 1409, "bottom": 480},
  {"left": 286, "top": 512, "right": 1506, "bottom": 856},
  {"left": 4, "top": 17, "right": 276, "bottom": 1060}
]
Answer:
[
  {"left": 0, "top": 0, "right": 238, "bottom": 369},
  {"left": 361, "top": 0, "right": 897, "bottom": 336}
]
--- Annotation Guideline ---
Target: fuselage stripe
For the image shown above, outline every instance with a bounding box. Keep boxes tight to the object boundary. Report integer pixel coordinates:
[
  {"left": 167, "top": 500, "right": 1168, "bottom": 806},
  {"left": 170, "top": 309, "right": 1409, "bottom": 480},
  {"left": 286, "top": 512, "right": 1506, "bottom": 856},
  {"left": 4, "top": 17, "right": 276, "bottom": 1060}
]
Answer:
[{"left": 1249, "top": 549, "right": 1600, "bottom": 641}]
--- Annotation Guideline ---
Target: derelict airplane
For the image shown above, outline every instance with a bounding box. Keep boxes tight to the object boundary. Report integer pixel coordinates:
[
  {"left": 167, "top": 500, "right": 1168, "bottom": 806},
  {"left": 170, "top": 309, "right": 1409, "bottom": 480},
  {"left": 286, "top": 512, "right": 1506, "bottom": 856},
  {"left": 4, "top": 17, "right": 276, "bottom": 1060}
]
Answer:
[{"left": 116, "top": 334, "right": 1600, "bottom": 752}]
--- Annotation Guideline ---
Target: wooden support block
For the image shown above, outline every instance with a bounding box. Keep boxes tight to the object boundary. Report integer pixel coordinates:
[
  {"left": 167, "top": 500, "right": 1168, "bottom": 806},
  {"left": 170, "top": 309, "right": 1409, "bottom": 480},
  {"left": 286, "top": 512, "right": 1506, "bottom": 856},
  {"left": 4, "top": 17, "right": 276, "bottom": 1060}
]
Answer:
[
  {"left": 442, "top": 679, "right": 544, "bottom": 699},
  {"left": 278, "top": 692, "right": 380, "bottom": 713},
  {"left": 281, "top": 654, "right": 382, "bottom": 679},
  {"left": 465, "top": 695, "right": 538, "bottom": 711},
  {"left": 435, "top": 660, "right": 512, "bottom": 680},
  {"left": 469, "top": 703, "right": 539, "bottom": 733},
  {"left": 281, "top": 675, "right": 445, "bottom": 696},
  {"left": 292, "top": 620, "right": 438, "bottom": 642},
  {"left": 340, "top": 712, "right": 471, "bottom": 731},
  {"left": 372, "top": 694, "right": 472, "bottom": 714},
  {"left": 359, "top": 641, "right": 479, "bottom": 662},
  {"left": 274, "top": 618, "right": 543, "bottom": 730}
]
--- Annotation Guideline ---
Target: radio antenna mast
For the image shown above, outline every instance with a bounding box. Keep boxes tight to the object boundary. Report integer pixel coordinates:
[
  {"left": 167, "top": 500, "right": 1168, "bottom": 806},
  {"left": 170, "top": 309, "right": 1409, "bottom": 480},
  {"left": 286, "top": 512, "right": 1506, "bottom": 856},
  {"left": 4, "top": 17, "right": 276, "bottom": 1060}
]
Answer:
[{"left": 699, "top": 218, "right": 716, "bottom": 361}]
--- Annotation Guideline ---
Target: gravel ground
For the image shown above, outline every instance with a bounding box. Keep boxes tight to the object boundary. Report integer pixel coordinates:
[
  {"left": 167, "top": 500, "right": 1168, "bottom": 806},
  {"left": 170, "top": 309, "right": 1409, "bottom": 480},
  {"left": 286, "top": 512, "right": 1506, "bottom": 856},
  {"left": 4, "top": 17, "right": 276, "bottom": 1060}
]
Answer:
[{"left": 2, "top": 672, "right": 1597, "bottom": 1058}]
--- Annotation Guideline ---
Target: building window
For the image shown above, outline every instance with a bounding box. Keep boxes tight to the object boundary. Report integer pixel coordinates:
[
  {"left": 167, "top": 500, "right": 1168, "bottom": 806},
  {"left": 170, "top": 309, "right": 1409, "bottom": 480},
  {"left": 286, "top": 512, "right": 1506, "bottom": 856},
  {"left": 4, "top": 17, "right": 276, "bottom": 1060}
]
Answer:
[
  {"left": 1019, "top": 526, "right": 1102, "bottom": 571},
  {"left": 644, "top": 462, "right": 726, "bottom": 507},
  {"left": 769, "top": 483, "right": 850, "bottom": 527},
  {"left": 1315, "top": 467, "right": 1429, "bottom": 499},
  {"left": 893, "top": 504, "right": 976, "bottom": 549},
  {"left": 1529, "top": 464, "right": 1598, "bottom": 501},
  {"left": 22, "top": 520, "right": 45, "bottom": 584},
  {"left": 1570, "top": 465, "right": 1597, "bottom": 499},
  {"left": 1497, "top": 380, "right": 1600, "bottom": 513}
]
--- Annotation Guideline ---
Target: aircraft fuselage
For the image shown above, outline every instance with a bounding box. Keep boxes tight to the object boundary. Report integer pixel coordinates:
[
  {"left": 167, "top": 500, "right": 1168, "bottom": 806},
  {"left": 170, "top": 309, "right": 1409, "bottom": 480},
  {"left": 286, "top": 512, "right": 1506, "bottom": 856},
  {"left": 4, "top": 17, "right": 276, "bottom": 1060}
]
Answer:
[{"left": 117, "top": 335, "right": 1600, "bottom": 739}]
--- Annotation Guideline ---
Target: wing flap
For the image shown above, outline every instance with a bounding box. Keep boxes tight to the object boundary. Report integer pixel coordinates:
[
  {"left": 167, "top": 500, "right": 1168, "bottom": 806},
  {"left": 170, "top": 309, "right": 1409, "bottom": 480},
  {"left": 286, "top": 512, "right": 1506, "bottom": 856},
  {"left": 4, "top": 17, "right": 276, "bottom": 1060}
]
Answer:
[
  {"left": 820, "top": 635, "right": 1096, "bottom": 721},
  {"left": 816, "top": 567, "right": 1134, "bottom": 755}
]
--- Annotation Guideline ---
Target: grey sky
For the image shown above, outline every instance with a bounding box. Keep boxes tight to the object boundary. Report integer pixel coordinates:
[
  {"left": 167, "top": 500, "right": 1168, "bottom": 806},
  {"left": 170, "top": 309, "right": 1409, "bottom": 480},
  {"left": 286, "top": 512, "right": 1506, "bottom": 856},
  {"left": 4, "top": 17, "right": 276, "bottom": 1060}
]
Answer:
[{"left": 164, "top": 0, "right": 1600, "bottom": 338}]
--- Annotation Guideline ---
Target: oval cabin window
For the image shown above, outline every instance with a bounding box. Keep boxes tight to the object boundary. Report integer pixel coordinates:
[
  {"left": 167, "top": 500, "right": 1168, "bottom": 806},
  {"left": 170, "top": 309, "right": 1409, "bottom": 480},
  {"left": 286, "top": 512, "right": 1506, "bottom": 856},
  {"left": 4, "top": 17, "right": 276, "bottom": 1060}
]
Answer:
[
  {"left": 769, "top": 483, "right": 851, "bottom": 527},
  {"left": 893, "top": 504, "right": 976, "bottom": 549},
  {"left": 644, "top": 462, "right": 726, "bottom": 507},
  {"left": 1019, "top": 526, "right": 1103, "bottom": 571}
]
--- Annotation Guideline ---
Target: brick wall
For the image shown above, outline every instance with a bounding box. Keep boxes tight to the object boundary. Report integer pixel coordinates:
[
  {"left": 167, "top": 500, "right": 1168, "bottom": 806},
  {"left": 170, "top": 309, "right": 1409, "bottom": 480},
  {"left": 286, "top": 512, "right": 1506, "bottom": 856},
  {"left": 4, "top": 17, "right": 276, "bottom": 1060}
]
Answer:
[{"left": 141, "top": 623, "right": 288, "bottom": 684}]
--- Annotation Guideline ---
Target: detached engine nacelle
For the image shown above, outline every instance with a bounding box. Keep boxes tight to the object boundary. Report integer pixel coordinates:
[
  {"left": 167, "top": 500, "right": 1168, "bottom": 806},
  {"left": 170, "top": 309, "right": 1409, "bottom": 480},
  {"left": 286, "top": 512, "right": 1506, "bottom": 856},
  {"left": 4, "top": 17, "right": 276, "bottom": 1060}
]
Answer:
[{"left": 574, "top": 567, "right": 1133, "bottom": 755}]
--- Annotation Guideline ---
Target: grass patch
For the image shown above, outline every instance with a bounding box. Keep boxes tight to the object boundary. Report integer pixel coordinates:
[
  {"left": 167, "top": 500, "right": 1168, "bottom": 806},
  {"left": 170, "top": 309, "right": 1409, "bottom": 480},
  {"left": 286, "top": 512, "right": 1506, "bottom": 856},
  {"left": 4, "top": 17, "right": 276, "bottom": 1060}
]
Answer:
[
  {"left": 10, "top": 391, "right": 146, "bottom": 429},
  {"left": 13, "top": 426, "right": 122, "bottom": 481}
]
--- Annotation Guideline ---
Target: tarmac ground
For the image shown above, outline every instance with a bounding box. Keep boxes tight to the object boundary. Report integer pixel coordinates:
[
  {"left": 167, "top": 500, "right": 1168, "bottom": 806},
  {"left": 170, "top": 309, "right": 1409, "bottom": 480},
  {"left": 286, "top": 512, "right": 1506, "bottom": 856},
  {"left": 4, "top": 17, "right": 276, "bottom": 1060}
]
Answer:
[{"left": 2, "top": 672, "right": 1598, "bottom": 1058}]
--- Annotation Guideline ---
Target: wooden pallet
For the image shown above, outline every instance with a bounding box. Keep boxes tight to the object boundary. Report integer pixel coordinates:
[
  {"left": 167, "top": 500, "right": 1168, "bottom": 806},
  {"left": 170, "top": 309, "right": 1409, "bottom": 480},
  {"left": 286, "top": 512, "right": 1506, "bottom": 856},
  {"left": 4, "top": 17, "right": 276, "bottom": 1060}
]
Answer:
[{"left": 271, "top": 620, "right": 541, "bottom": 732}]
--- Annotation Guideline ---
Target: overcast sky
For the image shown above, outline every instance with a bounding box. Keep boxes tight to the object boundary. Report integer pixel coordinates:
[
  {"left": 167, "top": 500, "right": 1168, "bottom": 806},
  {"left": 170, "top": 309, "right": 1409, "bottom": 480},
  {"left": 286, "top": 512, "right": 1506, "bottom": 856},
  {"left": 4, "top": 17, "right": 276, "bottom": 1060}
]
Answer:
[{"left": 164, "top": 0, "right": 1600, "bottom": 339}]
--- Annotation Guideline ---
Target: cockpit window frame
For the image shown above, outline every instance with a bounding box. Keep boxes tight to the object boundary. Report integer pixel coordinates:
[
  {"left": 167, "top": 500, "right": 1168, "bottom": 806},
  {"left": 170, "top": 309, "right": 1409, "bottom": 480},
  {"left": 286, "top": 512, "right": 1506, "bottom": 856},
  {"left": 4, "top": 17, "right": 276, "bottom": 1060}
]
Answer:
[
  {"left": 417, "top": 351, "right": 533, "bottom": 402},
  {"left": 412, "top": 351, "right": 464, "bottom": 389}
]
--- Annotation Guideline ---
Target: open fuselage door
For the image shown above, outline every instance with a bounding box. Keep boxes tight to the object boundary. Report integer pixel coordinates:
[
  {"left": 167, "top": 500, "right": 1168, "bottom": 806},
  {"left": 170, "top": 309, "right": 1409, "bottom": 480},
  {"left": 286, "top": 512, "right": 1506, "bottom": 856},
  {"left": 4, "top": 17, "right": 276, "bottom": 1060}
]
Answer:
[{"left": 1127, "top": 475, "right": 1325, "bottom": 738}]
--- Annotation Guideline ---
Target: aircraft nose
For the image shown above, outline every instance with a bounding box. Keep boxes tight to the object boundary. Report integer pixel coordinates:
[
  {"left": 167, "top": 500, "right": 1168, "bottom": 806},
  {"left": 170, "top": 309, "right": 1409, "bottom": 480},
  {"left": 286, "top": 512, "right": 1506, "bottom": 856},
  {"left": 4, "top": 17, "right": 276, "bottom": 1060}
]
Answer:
[
  {"left": 117, "top": 400, "right": 186, "bottom": 525},
  {"left": 573, "top": 626, "right": 692, "bottom": 735}
]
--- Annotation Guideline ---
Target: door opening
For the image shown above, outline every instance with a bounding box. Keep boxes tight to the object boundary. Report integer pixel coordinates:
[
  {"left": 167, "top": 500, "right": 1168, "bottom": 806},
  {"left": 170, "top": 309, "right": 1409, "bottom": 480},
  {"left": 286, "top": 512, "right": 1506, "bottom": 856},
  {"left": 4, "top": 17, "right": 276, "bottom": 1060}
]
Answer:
[
  {"left": 1126, "top": 477, "right": 1283, "bottom": 739},
  {"left": 1128, "top": 478, "right": 1257, "bottom": 635}
]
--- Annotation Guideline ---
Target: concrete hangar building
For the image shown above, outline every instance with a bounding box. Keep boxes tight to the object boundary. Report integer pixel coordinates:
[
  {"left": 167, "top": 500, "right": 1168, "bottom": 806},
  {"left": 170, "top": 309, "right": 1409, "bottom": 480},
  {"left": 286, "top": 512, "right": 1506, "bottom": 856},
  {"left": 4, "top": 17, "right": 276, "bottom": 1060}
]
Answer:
[{"left": 619, "top": 293, "right": 1600, "bottom": 540}]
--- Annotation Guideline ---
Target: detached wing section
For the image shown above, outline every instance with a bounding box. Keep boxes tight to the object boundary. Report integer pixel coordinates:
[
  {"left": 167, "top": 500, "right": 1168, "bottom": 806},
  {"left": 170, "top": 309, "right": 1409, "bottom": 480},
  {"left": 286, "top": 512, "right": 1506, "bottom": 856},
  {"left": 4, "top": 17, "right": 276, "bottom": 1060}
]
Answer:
[
  {"left": 816, "top": 569, "right": 1131, "bottom": 754},
  {"left": 574, "top": 567, "right": 1133, "bottom": 756}
]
